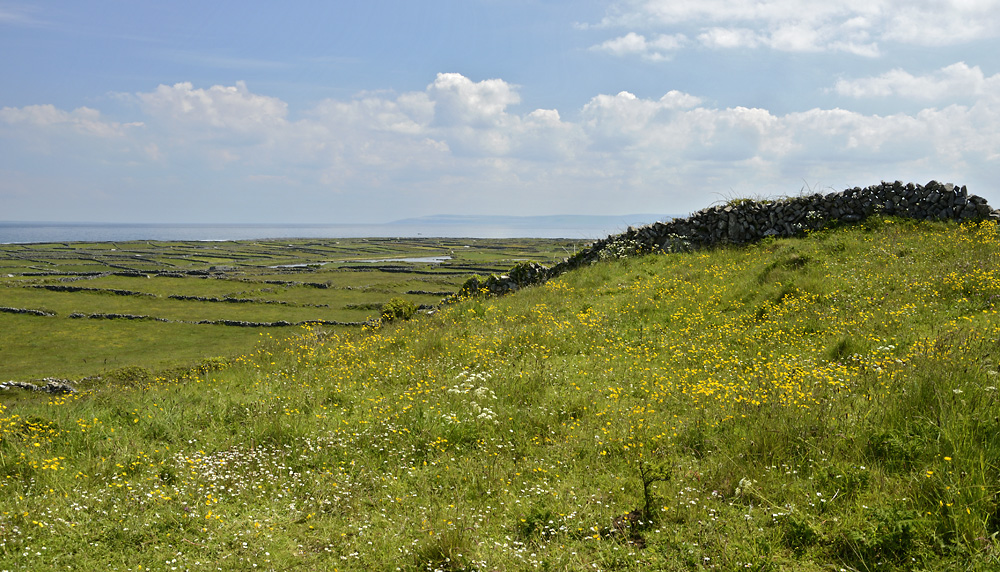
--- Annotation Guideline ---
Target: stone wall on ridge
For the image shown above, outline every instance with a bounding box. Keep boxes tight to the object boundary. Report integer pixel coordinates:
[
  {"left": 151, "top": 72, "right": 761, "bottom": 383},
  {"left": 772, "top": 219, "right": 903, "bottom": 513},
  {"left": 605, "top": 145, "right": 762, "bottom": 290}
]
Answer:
[{"left": 452, "top": 180, "right": 997, "bottom": 299}]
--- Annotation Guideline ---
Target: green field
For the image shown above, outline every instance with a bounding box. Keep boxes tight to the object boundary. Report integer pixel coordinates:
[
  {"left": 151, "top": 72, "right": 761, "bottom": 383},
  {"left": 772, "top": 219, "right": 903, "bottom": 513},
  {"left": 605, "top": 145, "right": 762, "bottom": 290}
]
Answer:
[
  {"left": 2, "top": 218, "right": 1000, "bottom": 570},
  {"left": 0, "top": 237, "right": 584, "bottom": 382}
]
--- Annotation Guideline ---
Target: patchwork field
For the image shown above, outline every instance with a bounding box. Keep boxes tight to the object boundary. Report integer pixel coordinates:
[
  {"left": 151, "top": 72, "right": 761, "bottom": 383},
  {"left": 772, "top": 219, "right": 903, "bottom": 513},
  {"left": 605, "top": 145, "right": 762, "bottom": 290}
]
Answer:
[{"left": 0, "top": 237, "right": 584, "bottom": 383}]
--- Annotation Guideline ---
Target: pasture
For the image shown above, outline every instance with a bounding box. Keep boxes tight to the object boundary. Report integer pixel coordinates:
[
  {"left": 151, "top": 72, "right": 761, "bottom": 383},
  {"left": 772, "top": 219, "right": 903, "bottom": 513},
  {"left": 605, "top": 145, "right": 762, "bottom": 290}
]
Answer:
[{"left": 0, "top": 236, "right": 583, "bottom": 382}]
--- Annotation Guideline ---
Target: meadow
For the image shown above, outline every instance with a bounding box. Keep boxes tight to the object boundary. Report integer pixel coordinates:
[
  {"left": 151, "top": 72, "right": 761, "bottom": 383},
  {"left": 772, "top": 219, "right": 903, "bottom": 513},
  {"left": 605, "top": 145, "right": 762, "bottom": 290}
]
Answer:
[
  {"left": 1, "top": 217, "right": 999, "bottom": 570},
  {"left": 0, "top": 236, "right": 581, "bottom": 383}
]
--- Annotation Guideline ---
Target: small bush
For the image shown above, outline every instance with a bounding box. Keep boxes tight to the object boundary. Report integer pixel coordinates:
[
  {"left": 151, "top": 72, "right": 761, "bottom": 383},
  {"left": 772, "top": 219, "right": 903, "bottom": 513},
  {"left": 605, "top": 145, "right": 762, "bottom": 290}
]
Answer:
[{"left": 381, "top": 298, "right": 417, "bottom": 323}]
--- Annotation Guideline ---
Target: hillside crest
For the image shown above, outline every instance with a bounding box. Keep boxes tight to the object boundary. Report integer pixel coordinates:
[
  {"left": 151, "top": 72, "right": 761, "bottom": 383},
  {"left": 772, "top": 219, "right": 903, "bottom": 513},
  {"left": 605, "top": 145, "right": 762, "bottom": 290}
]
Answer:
[{"left": 459, "top": 180, "right": 997, "bottom": 297}]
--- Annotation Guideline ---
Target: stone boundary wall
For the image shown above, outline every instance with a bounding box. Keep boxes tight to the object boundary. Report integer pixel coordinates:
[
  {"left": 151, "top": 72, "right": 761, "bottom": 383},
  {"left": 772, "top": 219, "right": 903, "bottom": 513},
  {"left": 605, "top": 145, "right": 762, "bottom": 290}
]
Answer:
[
  {"left": 167, "top": 294, "right": 290, "bottom": 305},
  {"left": 0, "top": 306, "right": 54, "bottom": 317},
  {"left": 453, "top": 181, "right": 997, "bottom": 298},
  {"left": 64, "top": 312, "right": 366, "bottom": 328},
  {"left": 555, "top": 180, "right": 994, "bottom": 273},
  {"left": 0, "top": 379, "right": 77, "bottom": 395},
  {"left": 32, "top": 284, "right": 157, "bottom": 297}
]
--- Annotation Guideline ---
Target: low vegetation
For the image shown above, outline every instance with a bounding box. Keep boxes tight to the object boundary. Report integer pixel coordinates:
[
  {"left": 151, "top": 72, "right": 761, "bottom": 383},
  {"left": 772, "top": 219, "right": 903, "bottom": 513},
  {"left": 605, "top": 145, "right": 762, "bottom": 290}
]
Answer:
[
  {"left": 2, "top": 217, "right": 999, "bottom": 570},
  {"left": 0, "top": 236, "right": 580, "bottom": 382}
]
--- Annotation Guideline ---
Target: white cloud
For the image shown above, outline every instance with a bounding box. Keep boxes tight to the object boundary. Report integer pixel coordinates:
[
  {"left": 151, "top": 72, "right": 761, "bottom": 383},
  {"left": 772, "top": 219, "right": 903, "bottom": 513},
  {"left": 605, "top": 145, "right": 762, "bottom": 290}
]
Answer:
[
  {"left": 591, "top": 32, "right": 687, "bottom": 61},
  {"left": 834, "top": 62, "right": 1000, "bottom": 100},
  {"left": 310, "top": 91, "right": 434, "bottom": 135},
  {"left": 426, "top": 73, "right": 521, "bottom": 127},
  {"left": 2, "top": 74, "right": 999, "bottom": 219},
  {"left": 697, "top": 27, "right": 761, "bottom": 49},
  {"left": 136, "top": 81, "right": 288, "bottom": 133},
  {"left": 580, "top": 89, "right": 704, "bottom": 150},
  {"left": 592, "top": 0, "right": 1000, "bottom": 56},
  {"left": 0, "top": 104, "right": 139, "bottom": 137}
]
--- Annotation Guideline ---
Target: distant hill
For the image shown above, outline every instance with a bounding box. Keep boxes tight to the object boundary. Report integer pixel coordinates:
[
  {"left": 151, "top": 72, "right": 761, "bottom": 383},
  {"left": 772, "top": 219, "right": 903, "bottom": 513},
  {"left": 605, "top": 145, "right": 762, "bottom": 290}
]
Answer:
[{"left": 389, "top": 213, "right": 678, "bottom": 237}]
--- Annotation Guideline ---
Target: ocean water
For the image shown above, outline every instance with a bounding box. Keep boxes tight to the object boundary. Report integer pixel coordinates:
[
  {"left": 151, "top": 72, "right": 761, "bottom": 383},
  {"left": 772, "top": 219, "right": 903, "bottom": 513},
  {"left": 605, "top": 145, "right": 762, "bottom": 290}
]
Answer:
[
  {"left": 0, "top": 216, "right": 671, "bottom": 244},
  {"left": 0, "top": 222, "right": 444, "bottom": 244}
]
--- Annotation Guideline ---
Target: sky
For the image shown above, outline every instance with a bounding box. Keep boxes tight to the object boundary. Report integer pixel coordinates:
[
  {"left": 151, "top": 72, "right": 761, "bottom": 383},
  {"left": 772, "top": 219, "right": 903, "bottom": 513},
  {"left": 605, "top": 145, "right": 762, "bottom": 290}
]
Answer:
[{"left": 1, "top": 0, "right": 999, "bottom": 224}]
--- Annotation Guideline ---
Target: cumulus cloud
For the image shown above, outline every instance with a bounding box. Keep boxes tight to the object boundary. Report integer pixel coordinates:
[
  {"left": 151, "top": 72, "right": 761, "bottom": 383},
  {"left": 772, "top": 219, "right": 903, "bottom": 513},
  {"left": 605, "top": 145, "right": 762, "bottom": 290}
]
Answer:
[
  {"left": 310, "top": 91, "right": 434, "bottom": 135},
  {"left": 576, "top": 83, "right": 999, "bottom": 199},
  {"left": 426, "top": 73, "right": 520, "bottom": 127},
  {"left": 591, "top": 0, "right": 1000, "bottom": 56},
  {"left": 136, "top": 80, "right": 288, "bottom": 133},
  {"left": 834, "top": 62, "right": 1000, "bottom": 100},
  {"left": 590, "top": 32, "right": 687, "bottom": 61},
  {"left": 580, "top": 90, "right": 703, "bottom": 152},
  {"left": 0, "top": 104, "right": 139, "bottom": 137},
  {"left": 2, "top": 73, "right": 999, "bottom": 218}
]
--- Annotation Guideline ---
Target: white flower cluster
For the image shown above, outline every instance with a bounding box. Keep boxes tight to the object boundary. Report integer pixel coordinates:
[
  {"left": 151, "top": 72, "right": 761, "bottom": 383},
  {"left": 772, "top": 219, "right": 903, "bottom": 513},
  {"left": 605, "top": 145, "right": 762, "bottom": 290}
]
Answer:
[
  {"left": 445, "top": 370, "right": 499, "bottom": 423},
  {"left": 734, "top": 477, "right": 756, "bottom": 499}
]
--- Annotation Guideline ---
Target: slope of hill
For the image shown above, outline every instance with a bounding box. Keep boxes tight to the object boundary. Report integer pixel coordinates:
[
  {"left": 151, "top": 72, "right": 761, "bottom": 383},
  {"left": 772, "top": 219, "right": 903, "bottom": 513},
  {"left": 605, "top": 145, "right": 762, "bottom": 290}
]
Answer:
[{"left": 1, "top": 216, "right": 999, "bottom": 570}]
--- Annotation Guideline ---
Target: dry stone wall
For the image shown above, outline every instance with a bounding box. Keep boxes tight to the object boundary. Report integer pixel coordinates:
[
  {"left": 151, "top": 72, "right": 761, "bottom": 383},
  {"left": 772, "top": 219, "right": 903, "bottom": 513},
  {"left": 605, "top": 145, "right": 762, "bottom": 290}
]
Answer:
[
  {"left": 0, "top": 379, "right": 76, "bottom": 395},
  {"left": 452, "top": 181, "right": 997, "bottom": 299},
  {"left": 0, "top": 306, "right": 54, "bottom": 317},
  {"left": 550, "top": 180, "right": 995, "bottom": 276}
]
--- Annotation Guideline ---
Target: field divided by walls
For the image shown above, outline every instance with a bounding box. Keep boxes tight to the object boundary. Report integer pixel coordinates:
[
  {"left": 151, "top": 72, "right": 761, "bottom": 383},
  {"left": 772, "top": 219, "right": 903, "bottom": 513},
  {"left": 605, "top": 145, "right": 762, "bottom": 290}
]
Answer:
[{"left": 0, "top": 237, "right": 583, "bottom": 382}]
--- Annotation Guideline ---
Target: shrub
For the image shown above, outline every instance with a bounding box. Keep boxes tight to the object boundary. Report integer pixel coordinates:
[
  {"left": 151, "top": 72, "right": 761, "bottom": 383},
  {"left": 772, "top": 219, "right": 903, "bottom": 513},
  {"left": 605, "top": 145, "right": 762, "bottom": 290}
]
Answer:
[
  {"left": 456, "top": 275, "right": 487, "bottom": 298},
  {"left": 381, "top": 297, "right": 417, "bottom": 323}
]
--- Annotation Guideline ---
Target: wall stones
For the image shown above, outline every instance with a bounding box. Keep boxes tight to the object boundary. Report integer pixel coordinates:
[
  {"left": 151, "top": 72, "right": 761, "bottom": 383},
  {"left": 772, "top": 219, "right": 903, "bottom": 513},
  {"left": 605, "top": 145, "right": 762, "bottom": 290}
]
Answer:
[
  {"left": 549, "top": 180, "right": 995, "bottom": 278},
  {"left": 0, "top": 379, "right": 77, "bottom": 394},
  {"left": 0, "top": 306, "right": 55, "bottom": 317},
  {"left": 32, "top": 284, "right": 156, "bottom": 297},
  {"left": 454, "top": 181, "right": 997, "bottom": 299}
]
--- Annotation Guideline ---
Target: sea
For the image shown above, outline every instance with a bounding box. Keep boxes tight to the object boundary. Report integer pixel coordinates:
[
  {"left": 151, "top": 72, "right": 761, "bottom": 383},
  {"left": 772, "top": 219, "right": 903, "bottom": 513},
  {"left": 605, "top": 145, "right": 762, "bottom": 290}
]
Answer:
[{"left": 0, "top": 215, "right": 674, "bottom": 244}]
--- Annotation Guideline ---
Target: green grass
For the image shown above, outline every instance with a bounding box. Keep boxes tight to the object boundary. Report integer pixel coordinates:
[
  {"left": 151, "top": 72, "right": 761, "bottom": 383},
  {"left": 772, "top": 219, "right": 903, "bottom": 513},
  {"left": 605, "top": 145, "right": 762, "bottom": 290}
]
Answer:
[
  {"left": 2, "top": 218, "right": 1000, "bottom": 570},
  {"left": 0, "top": 237, "right": 579, "bottom": 382}
]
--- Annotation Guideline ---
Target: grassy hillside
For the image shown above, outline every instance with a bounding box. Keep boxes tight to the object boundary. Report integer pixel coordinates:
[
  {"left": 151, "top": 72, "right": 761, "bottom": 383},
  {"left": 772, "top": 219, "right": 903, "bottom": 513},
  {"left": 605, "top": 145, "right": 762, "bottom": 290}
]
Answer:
[{"left": 2, "top": 218, "right": 999, "bottom": 570}]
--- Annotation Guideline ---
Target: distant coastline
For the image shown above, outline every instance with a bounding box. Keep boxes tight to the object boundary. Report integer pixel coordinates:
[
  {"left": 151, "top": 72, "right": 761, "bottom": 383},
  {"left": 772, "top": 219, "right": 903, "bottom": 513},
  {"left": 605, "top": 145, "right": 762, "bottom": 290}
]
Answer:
[{"left": 0, "top": 214, "right": 675, "bottom": 244}]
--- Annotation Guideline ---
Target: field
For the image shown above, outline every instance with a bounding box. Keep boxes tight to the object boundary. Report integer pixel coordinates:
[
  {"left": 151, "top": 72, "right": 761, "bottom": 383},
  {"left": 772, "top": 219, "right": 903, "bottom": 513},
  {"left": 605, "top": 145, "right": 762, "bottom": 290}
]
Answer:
[
  {"left": 0, "top": 237, "right": 583, "bottom": 383},
  {"left": 2, "top": 218, "right": 1000, "bottom": 570}
]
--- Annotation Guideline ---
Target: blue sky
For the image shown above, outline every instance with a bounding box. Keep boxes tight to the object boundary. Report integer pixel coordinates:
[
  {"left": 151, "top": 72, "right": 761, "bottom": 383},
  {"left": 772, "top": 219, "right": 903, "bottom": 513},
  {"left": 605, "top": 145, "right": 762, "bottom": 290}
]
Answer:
[{"left": 2, "top": 0, "right": 998, "bottom": 223}]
